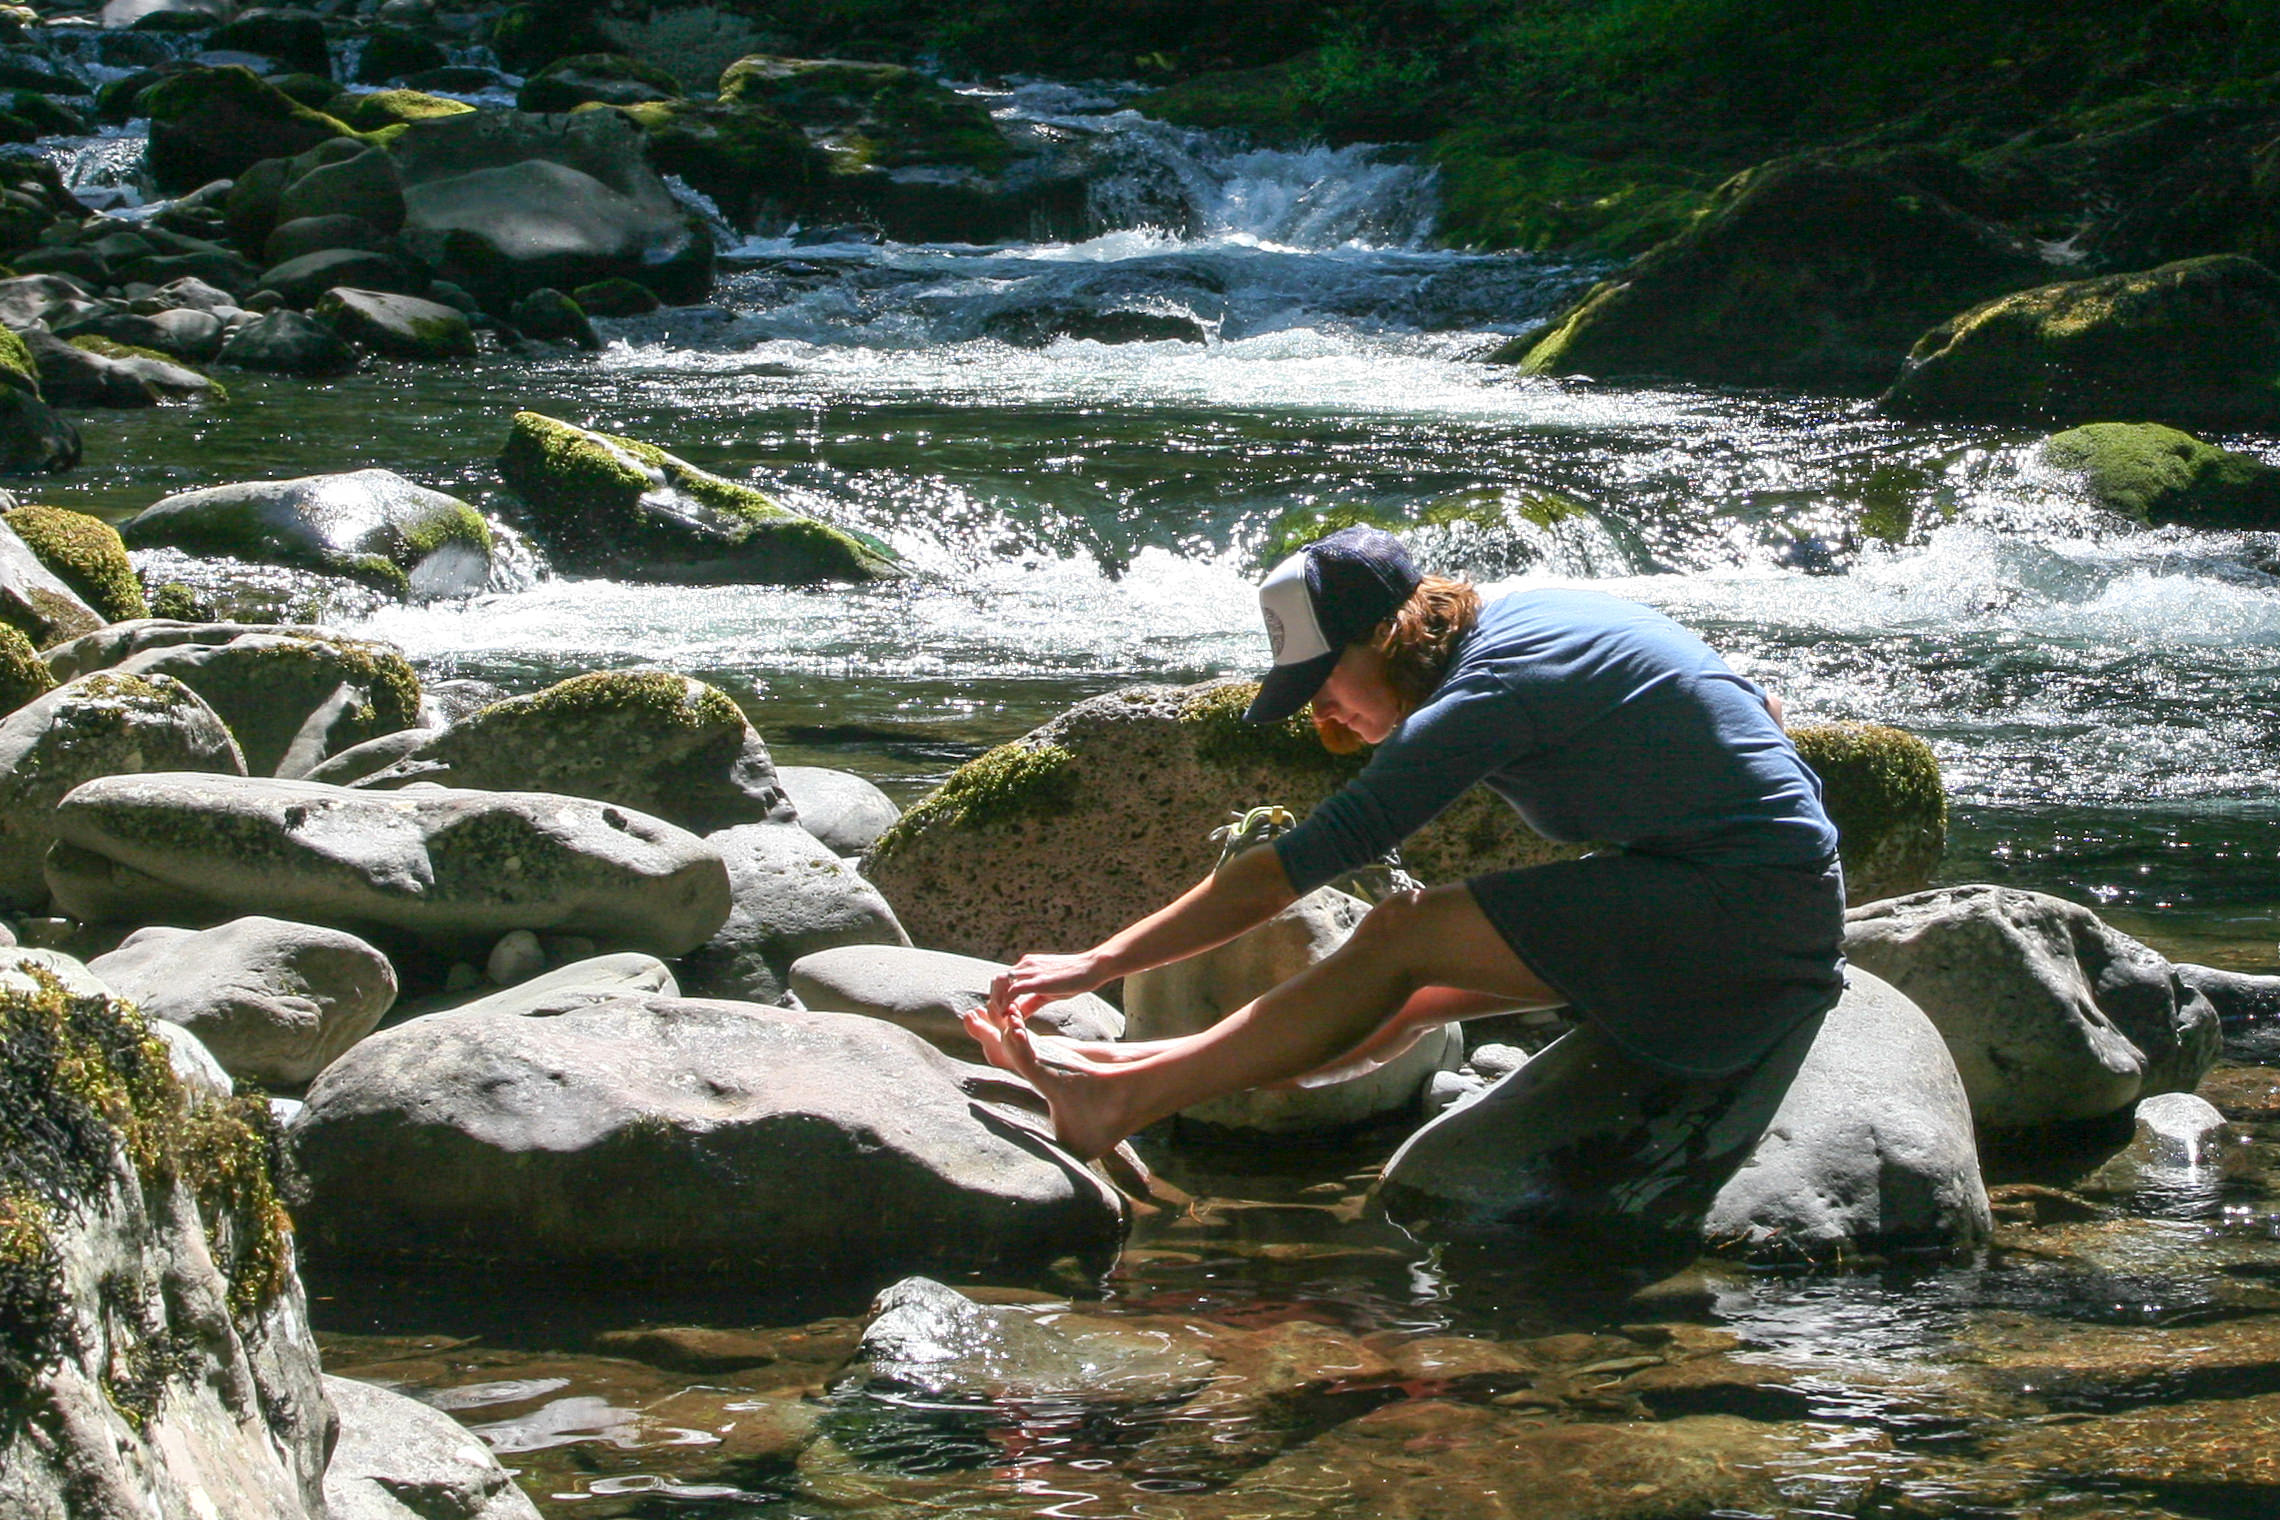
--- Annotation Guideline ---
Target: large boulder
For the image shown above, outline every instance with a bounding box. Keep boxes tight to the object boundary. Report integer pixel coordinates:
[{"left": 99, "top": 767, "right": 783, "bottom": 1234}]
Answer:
[
  {"left": 608, "top": 98, "right": 825, "bottom": 231},
  {"left": 1126, "top": 887, "right": 1463, "bottom": 1132},
  {"left": 313, "top": 288, "right": 476, "bottom": 360},
  {"left": 144, "top": 65, "right": 360, "bottom": 195},
  {"left": 676, "top": 819, "right": 910, "bottom": 1003},
  {"left": 1512, "top": 157, "right": 2050, "bottom": 395},
  {"left": 0, "top": 520, "right": 102, "bottom": 648},
  {"left": 0, "top": 963, "right": 335, "bottom": 1520},
  {"left": 1882, "top": 253, "right": 2280, "bottom": 431},
  {"left": 495, "top": 411, "right": 903, "bottom": 584},
  {"left": 390, "top": 108, "right": 713, "bottom": 306},
  {"left": 322, "top": 1375, "right": 542, "bottom": 1520},
  {"left": 787, "top": 943, "right": 1122, "bottom": 1055},
  {"left": 121, "top": 470, "right": 495, "bottom": 599},
  {"left": 2, "top": 504, "right": 147, "bottom": 622},
  {"left": 0, "top": 670, "right": 245, "bottom": 910},
  {"left": 45, "top": 774, "right": 732, "bottom": 958},
  {"left": 2040, "top": 421, "right": 2280, "bottom": 529},
  {"left": 90, "top": 916, "right": 398, "bottom": 1087},
  {"left": 351, "top": 670, "right": 794, "bottom": 832},
  {"left": 866, "top": 678, "right": 1945, "bottom": 965},
  {"left": 1841, "top": 885, "right": 2222, "bottom": 1130},
  {"left": 290, "top": 996, "right": 1125, "bottom": 1281},
  {"left": 777, "top": 764, "right": 900, "bottom": 855},
  {"left": 274, "top": 142, "right": 404, "bottom": 232},
  {"left": 1378, "top": 969, "right": 1991, "bottom": 1261}
]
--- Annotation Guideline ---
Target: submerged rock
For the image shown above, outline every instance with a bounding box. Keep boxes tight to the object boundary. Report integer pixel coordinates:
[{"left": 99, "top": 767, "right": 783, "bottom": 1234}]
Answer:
[
  {"left": 121, "top": 470, "right": 496, "bottom": 599},
  {"left": 46, "top": 774, "right": 732, "bottom": 958},
  {"left": 323, "top": 1375, "right": 542, "bottom": 1520},
  {"left": 1842, "top": 885, "right": 2221, "bottom": 1130},
  {"left": 677, "top": 819, "right": 910, "bottom": 1004},
  {"left": 849, "top": 1276, "right": 1221, "bottom": 1403},
  {"left": 90, "top": 915, "right": 398, "bottom": 1087},
  {"left": 496, "top": 411, "right": 903, "bottom": 584},
  {"left": 786, "top": 942, "right": 1120, "bottom": 1056},
  {"left": 291, "top": 996, "right": 1124, "bottom": 1281},
  {"left": 1379, "top": 969, "right": 1990, "bottom": 1261},
  {"left": 2040, "top": 421, "right": 2280, "bottom": 528}
]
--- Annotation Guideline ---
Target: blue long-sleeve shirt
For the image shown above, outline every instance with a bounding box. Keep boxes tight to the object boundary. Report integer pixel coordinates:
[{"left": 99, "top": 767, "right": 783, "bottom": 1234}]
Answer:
[{"left": 1273, "top": 588, "right": 1840, "bottom": 895}]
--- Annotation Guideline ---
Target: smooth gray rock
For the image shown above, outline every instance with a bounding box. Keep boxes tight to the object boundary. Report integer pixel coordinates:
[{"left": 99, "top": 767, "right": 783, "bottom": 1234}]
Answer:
[
  {"left": 24, "top": 326, "right": 221, "bottom": 407},
  {"left": 420, "top": 952, "right": 678, "bottom": 1021},
  {"left": 105, "top": 633, "right": 423, "bottom": 779},
  {"left": 0, "top": 521, "right": 102, "bottom": 648},
  {"left": 2128, "top": 1090, "right": 2233, "bottom": 1168},
  {"left": 778, "top": 764, "right": 900, "bottom": 856},
  {"left": 316, "top": 288, "right": 477, "bottom": 361},
  {"left": 46, "top": 774, "right": 733, "bottom": 957},
  {"left": 154, "top": 1017, "right": 234, "bottom": 1102},
  {"left": 122, "top": 471, "right": 494, "bottom": 598},
  {"left": 677, "top": 820, "right": 910, "bottom": 1004},
  {"left": 484, "top": 928, "right": 544, "bottom": 986},
  {"left": 60, "top": 307, "right": 232, "bottom": 363},
  {"left": 2176, "top": 961, "right": 2280, "bottom": 1023},
  {"left": 303, "top": 726, "right": 439, "bottom": 786},
  {"left": 1379, "top": 969, "right": 1991, "bottom": 1262},
  {"left": 259, "top": 249, "right": 420, "bottom": 309},
  {"left": 323, "top": 1375, "right": 542, "bottom": 1520},
  {"left": 0, "top": 670, "right": 245, "bottom": 910},
  {"left": 1843, "top": 885, "right": 2222, "bottom": 1129},
  {"left": 91, "top": 915, "right": 398, "bottom": 1087},
  {"left": 263, "top": 213, "right": 393, "bottom": 268},
  {"left": 0, "top": 274, "right": 106, "bottom": 333},
  {"left": 292, "top": 996, "right": 1124, "bottom": 1280},
  {"left": 275, "top": 144, "right": 405, "bottom": 233},
  {"left": 217, "top": 309, "right": 359, "bottom": 376},
  {"left": 788, "top": 942, "right": 1118, "bottom": 1057}
]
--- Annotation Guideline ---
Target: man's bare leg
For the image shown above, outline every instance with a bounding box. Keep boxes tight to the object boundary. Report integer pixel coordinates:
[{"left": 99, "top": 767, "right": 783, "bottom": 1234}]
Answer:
[{"left": 967, "top": 883, "right": 1561, "bottom": 1160}]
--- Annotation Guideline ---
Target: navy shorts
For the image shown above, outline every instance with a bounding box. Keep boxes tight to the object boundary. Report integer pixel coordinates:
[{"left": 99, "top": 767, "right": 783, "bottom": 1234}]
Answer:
[{"left": 1468, "top": 851, "right": 1847, "bottom": 1080}]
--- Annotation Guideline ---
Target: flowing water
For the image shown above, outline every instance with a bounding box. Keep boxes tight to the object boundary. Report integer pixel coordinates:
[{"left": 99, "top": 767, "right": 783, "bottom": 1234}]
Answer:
[{"left": 27, "top": 78, "right": 2280, "bottom": 1518}]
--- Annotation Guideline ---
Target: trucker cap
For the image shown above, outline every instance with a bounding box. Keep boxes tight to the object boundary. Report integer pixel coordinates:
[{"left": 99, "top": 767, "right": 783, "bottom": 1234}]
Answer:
[{"left": 1242, "top": 525, "right": 1422, "bottom": 724}]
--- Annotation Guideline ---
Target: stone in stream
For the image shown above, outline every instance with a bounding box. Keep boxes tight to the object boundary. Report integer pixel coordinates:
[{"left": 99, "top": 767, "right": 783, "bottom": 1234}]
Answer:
[
  {"left": 508, "top": 286, "right": 598, "bottom": 348},
  {"left": 274, "top": 141, "right": 406, "bottom": 233},
  {"left": 355, "top": 27, "right": 451, "bottom": 87},
  {"left": 786, "top": 943, "right": 1121, "bottom": 1056},
  {"left": 259, "top": 248, "right": 422, "bottom": 309},
  {"left": 677, "top": 820, "right": 910, "bottom": 1004},
  {"left": 217, "top": 308, "right": 359, "bottom": 376},
  {"left": 290, "top": 996, "right": 1125, "bottom": 1281},
  {"left": 1984, "top": 1389, "right": 2280, "bottom": 1507},
  {"left": 324, "top": 1375, "right": 542, "bottom": 1520},
  {"left": 0, "top": 670, "right": 245, "bottom": 910},
  {"left": 1125, "top": 886, "right": 1464, "bottom": 1133},
  {"left": 0, "top": 621, "right": 54, "bottom": 713},
  {"left": 312, "top": 288, "right": 477, "bottom": 360},
  {"left": 847, "top": 1276, "right": 1223, "bottom": 1403},
  {"left": 3, "top": 504, "right": 148, "bottom": 622},
  {"left": 1842, "top": 885, "right": 2221, "bottom": 1130},
  {"left": 143, "top": 65, "right": 359, "bottom": 195},
  {"left": 495, "top": 411, "right": 903, "bottom": 584},
  {"left": 46, "top": 774, "right": 733, "bottom": 958},
  {"left": 262, "top": 212, "right": 393, "bottom": 267},
  {"left": 350, "top": 670, "right": 794, "bottom": 832},
  {"left": 1883, "top": 253, "right": 2280, "bottom": 431},
  {"left": 90, "top": 915, "right": 398, "bottom": 1087},
  {"left": 866, "top": 677, "right": 1947, "bottom": 964},
  {"left": 2040, "top": 421, "right": 2280, "bottom": 529},
  {"left": 777, "top": 764, "right": 900, "bottom": 855},
  {"left": 120, "top": 470, "right": 496, "bottom": 599},
  {"left": 24, "top": 328, "right": 224, "bottom": 408},
  {"left": 61, "top": 306, "right": 233, "bottom": 364},
  {"left": 519, "top": 52, "right": 683, "bottom": 114},
  {"left": 1377, "top": 969, "right": 1991, "bottom": 1262},
  {"left": 2075, "top": 1090, "right": 2243, "bottom": 1198}
]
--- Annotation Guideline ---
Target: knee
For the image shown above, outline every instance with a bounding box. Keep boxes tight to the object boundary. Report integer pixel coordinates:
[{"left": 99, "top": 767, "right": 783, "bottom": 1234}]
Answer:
[{"left": 1348, "top": 887, "right": 1433, "bottom": 951}]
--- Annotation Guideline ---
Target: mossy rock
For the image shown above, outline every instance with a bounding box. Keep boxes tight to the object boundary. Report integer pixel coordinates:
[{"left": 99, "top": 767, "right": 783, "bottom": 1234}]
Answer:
[
  {"left": 718, "top": 55, "right": 1012, "bottom": 175},
  {"left": 1428, "top": 134, "right": 1714, "bottom": 258},
  {"left": 336, "top": 89, "right": 474, "bottom": 134},
  {"left": 0, "top": 323, "right": 37, "bottom": 395},
  {"left": 571, "top": 275, "right": 662, "bottom": 317},
  {"left": 497, "top": 411, "right": 903, "bottom": 585},
  {"left": 3, "top": 505, "right": 149, "bottom": 622},
  {"left": 606, "top": 99, "right": 824, "bottom": 229},
  {"left": 64, "top": 336, "right": 229, "bottom": 405},
  {"left": 2041, "top": 422, "right": 2280, "bottom": 528},
  {"left": 1883, "top": 254, "right": 2280, "bottom": 431},
  {"left": 354, "top": 25, "right": 449, "bottom": 86},
  {"left": 1791, "top": 721, "right": 1947, "bottom": 905},
  {"left": 489, "top": 1, "right": 613, "bottom": 76},
  {"left": 520, "top": 52, "right": 682, "bottom": 115},
  {"left": 264, "top": 72, "right": 343, "bottom": 114},
  {"left": 142, "top": 66, "right": 364, "bottom": 196},
  {"left": 0, "top": 620, "right": 51, "bottom": 715}
]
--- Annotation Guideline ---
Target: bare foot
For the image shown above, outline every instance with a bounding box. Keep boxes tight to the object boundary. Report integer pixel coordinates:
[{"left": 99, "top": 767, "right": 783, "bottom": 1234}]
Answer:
[{"left": 962, "top": 1009, "right": 1141, "bottom": 1162}]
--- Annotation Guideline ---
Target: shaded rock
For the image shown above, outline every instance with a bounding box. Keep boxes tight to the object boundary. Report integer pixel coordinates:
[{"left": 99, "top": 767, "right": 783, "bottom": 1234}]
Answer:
[
  {"left": 60, "top": 306, "right": 232, "bottom": 363},
  {"left": 47, "top": 773, "right": 733, "bottom": 957},
  {"left": 1127, "top": 887, "right": 1463, "bottom": 1132},
  {"left": 274, "top": 142, "right": 404, "bottom": 233},
  {"left": 291, "top": 996, "right": 1124, "bottom": 1281},
  {"left": 1843, "top": 885, "right": 2222, "bottom": 1129},
  {"left": 677, "top": 819, "right": 909, "bottom": 1003},
  {"left": 518, "top": 52, "right": 680, "bottom": 114},
  {"left": 496, "top": 410, "right": 902, "bottom": 584},
  {"left": 1883, "top": 253, "right": 2280, "bottom": 431},
  {"left": 259, "top": 247, "right": 419, "bottom": 307},
  {"left": 0, "top": 670, "right": 244, "bottom": 910},
  {"left": 788, "top": 943, "right": 1120, "bottom": 1056},
  {"left": 355, "top": 26, "right": 450, "bottom": 85},
  {"left": 301, "top": 724, "right": 437, "bottom": 785},
  {"left": 24, "top": 328, "right": 222, "bottom": 408},
  {"left": 572, "top": 275, "right": 661, "bottom": 317},
  {"left": 261, "top": 212, "right": 392, "bottom": 267},
  {"left": 2, "top": 504, "right": 147, "bottom": 622},
  {"left": 352, "top": 669, "right": 791, "bottom": 832},
  {"left": 336, "top": 88, "right": 473, "bottom": 133},
  {"left": 2176, "top": 961, "right": 2280, "bottom": 1024},
  {"left": 1379, "top": 969, "right": 1990, "bottom": 1261},
  {"left": 0, "top": 520, "right": 102, "bottom": 646},
  {"left": 0, "top": 273, "right": 107, "bottom": 332},
  {"left": 145, "top": 65, "right": 358, "bottom": 195},
  {"left": 484, "top": 927, "right": 542, "bottom": 986},
  {"left": 488, "top": 1, "right": 611, "bottom": 76},
  {"left": 1985, "top": 1389, "right": 2280, "bottom": 1502},
  {"left": 1514, "top": 157, "right": 2049, "bottom": 395},
  {"left": 315, "top": 287, "right": 475, "bottom": 359},
  {"left": 2042, "top": 421, "right": 2280, "bottom": 529},
  {"left": 123, "top": 247, "right": 264, "bottom": 299},
  {"left": 208, "top": 12, "right": 331, "bottom": 80},
  {"left": 607, "top": 98, "right": 824, "bottom": 232},
  {"left": 217, "top": 308, "right": 358, "bottom": 375},
  {"left": 121, "top": 469, "right": 494, "bottom": 597},
  {"left": 507, "top": 286, "right": 597, "bottom": 348},
  {"left": 323, "top": 1374, "right": 542, "bottom": 1520},
  {"left": 777, "top": 764, "right": 898, "bottom": 855},
  {"left": 0, "top": 387, "right": 82, "bottom": 476},
  {"left": 90, "top": 915, "right": 396, "bottom": 1087}
]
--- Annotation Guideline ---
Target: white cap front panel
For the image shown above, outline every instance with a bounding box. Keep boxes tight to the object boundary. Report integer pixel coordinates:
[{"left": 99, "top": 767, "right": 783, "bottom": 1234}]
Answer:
[{"left": 1257, "top": 549, "right": 1331, "bottom": 667}]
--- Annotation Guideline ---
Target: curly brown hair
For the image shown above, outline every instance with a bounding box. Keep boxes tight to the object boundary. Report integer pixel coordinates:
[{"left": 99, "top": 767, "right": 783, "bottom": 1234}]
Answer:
[{"left": 1372, "top": 574, "right": 1482, "bottom": 712}]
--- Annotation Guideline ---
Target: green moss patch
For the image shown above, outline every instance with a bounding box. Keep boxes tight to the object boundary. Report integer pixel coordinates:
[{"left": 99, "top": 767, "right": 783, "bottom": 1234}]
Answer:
[
  {"left": 467, "top": 669, "right": 744, "bottom": 734},
  {"left": 0, "top": 621, "right": 53, "bottom": 716},
  {"left": 336, "top": 89, "right": 475, "bottom": 133},
  {"left": 1180, "top": 681, "right": 1364, "bottom": 782},
  {"left": 1793, "top": 721, "right": 1947, "bottom": 897},
  {"left": 0, "top": 324, "right": 34, "bottom": 393},
  {"left": 871, "top": 743, "right": 1078, "bottom": 862},
  {"left": 5, "top": 505, "right": 149, "bottom": 622},
  {"left": 2041, "top": 422, "right": 2280, "bottom": 528}
]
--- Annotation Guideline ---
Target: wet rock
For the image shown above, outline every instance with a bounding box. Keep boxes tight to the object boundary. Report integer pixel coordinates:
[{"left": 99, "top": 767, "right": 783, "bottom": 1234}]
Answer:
[
  {"left": 0, "top": 670, "right": 243, "bottom": 909},
  {"left": 495, "top": 411, "right": 903, "bottom": 584},
  {"left": 519, "top": 52, "right": 681, "bottom": 114},
  {"left": 315, "top": 287, "right": 476, "bottom": 360},
  {"left": 786, "top": 943, "right": 1119, "bottom": 1056},
  {"left": 778, "top": 765, "right": 899, "bottom": 855},
  {"left": 46, "top": 774, "right": 732, "bottom": 957},
  {"left": 121, "top": 469, "right": 495, "bottom": 598},
  {"left": 90, "top": 915, "right": 397, "bottom": 1087},
  {"left": 2041, "top": 421, "right": 2280, "bottom": 529},
  {"left": 507, "top": 287, "right": 597, "bottom": 349},
  {"left": 323, "top": 1374, "right": 542, "bottom": 1520},
  {"left": 23, "top": 327, "right": 221, "bottom": 408},
  {"left": 3, "top": 504, "right": 147, "bottom": 622},
  {"left": 351, "top": 669, "right": 792, "bottom": 833},
  {"left": 676, "top": 820, "right": 910, "bottom": 1004},
  {"left": 848, "top": 1277, "right": 1221, "bottom": 1403},
  {"left": 1380, "top": 969, "right": 1990, "bottom": 1262},
  {"left": 292, "top": 996, "right": 1123, "bottom": 1281},
  {"left": 0, "top": 519, "right": 103, "bottom": 648},
  {"left": 1884, "top": 253, "right": 2280, "bottom": 431},
  {"left": 1985, "top": 1388, "right": 2280, "bottom": 1505},
  {"left": 354, "top": 27, "right": 450, "bottom": 87},
  {"left": 217, "top": 308, "right": 359, "bottom": 375},
  {"left": 260, "top": 248, "right": 420, "bottom": 308},
  {"left": 1513, "top": 157, "right": 2048, "bottom": 395},
  {"left": 145, "top": 65, "right": 357, "bottom": 195},
  {"left": 1128, "top": 887, "right": 1463, "bottom": 1132},
  {"left": 1842, "top": 885, "right": 2221, "bottom": 1129},
  {"left": 2179, "top": 962, "right": 2280, "bottom": 1023}
]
